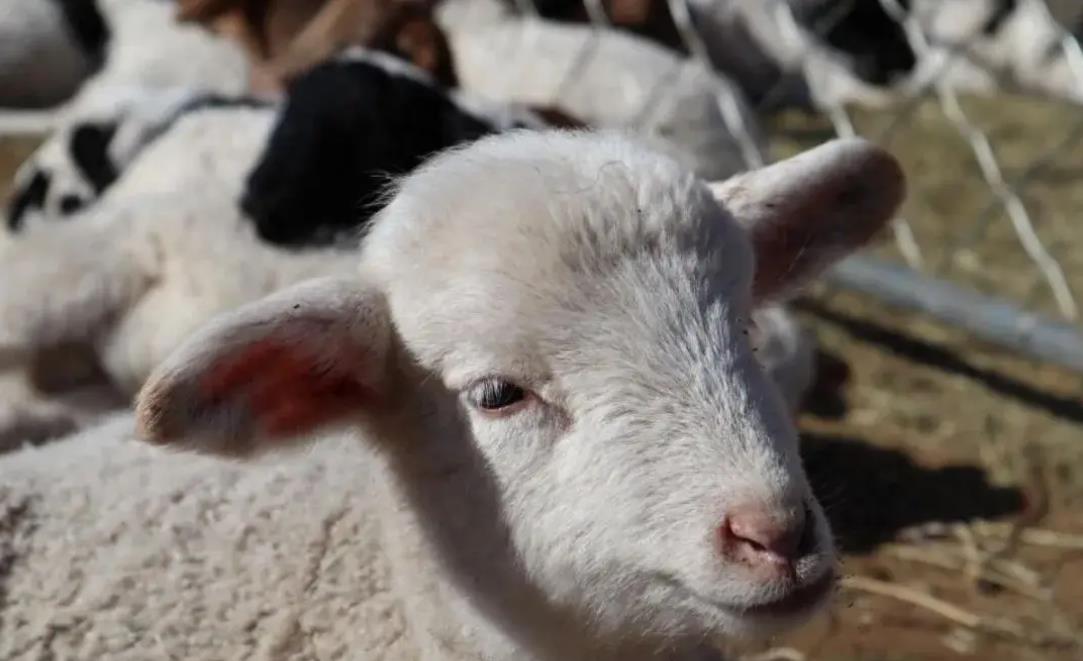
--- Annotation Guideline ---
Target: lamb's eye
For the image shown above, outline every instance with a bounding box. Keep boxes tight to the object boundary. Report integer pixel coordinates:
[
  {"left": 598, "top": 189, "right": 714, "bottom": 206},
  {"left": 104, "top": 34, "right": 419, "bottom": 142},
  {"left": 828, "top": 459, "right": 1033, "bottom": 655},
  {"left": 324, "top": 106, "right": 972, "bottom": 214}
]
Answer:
[{"left": 468, "top": 378, "right": 526, "bottom": 412}]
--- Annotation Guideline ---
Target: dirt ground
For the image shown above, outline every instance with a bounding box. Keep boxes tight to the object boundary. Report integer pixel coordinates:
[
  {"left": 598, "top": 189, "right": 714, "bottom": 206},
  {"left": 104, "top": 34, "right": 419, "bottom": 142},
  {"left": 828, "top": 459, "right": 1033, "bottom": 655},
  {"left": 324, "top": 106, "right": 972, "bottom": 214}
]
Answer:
[
  {"left": 724, "top": 287, "right": 1083, "bottom": 661},
  {"left": 2, "top": 95, "right": 1082, "bottom": 661},
  {"left": 731, "top": 93, "right": 1083, "bottom": 660}
]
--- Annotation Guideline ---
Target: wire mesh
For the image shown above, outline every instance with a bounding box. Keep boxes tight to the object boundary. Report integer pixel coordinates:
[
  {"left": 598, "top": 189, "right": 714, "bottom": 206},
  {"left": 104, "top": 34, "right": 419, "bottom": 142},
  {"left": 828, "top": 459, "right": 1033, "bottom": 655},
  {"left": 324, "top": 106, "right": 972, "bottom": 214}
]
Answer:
[{"left": 494, "top": 0, "right": 1083, "bottom": 370}]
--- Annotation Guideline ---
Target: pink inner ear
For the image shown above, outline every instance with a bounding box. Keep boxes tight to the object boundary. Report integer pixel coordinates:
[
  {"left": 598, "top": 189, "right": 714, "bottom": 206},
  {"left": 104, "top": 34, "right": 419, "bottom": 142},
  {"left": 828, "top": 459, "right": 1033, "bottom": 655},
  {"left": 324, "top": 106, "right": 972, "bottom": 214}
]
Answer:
[
  {"left": 749, "top": 186, "right": 890, "bottom": 301},
  {"left": 750, "top": 220, "right": 820, "bottom": 301},
  {"left": 200, "top": 338, "right": 375, "bottom": 437}
]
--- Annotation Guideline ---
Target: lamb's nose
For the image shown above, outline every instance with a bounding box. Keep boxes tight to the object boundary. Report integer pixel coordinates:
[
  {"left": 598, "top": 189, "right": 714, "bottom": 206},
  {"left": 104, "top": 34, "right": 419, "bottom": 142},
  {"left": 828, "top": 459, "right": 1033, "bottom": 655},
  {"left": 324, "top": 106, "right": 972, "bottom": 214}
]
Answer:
[{"left": 719, "top": 504, "right": 809, "bottom": 568}]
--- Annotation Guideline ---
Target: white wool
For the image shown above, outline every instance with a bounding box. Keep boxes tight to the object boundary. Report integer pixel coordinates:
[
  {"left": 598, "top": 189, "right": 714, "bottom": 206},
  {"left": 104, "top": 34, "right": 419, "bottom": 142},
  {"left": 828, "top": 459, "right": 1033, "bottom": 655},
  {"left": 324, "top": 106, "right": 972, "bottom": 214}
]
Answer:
[
  {"left": 101, "top": 102, "right": 275, "bottom": 200},
  {"left": 86, "top": 0, "right": 249, "bottom": 98},
  {"left": 438, "top": 0, "right": 891, "bottom": 113},
  {"left": 438, "top": 13, "right": 765, "bottom": 179},
  {"left": 0, "top": 413, "right": 414, "bottom": 660}
]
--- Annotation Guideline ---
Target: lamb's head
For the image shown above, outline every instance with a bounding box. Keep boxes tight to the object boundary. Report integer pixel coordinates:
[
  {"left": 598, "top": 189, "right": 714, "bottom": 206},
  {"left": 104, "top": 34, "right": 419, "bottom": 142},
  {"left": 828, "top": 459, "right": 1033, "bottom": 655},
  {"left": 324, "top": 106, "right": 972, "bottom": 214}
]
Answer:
[{"left": 135, "top": 131, "right": 904, "bottom": 652}]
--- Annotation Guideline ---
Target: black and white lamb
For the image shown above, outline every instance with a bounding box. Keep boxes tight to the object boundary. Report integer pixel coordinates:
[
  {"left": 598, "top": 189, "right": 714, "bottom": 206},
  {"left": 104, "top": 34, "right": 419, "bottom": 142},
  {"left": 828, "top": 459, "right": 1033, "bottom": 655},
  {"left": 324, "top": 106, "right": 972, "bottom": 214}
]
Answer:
[{"left": 3, "top": 50, "right": 544, "bottom": 242}]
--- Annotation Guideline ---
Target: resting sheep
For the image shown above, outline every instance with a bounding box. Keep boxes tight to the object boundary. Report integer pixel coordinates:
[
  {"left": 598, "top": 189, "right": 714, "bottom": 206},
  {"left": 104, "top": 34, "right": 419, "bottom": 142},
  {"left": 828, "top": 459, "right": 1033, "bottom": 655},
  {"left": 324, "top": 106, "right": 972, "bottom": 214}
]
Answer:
[
  {"left": 0, "top": 99, "right": 281, "bottom": 442},
  {"left": 903, "top": 0, "right": 1083, "bottom": 105},
  {"left": 475, "top": 0, "right": 914, "bottom": 110},
  {"left": 0, "top": 412, "right": 413, "bottom": 659},
  {"left": 468, "top": 0, "right": 1083, "bottom": 111},
  {"left": 131, "top": 130, "right": 904, "bottom": 659},
  {"left": 671, "top": 0, "right": 901, "bottom": 110},
  {"left": 0, "top": 62, "right": 548, "bottom": 440},
  {"left": 436, "top": 9, "right": 765, "bottom": 180},
  {"left": 3, "top": 50, "right": 545, "bottom": 241},
  {"left": 4, "top": 86, "right": 267, "bottom": 234}
]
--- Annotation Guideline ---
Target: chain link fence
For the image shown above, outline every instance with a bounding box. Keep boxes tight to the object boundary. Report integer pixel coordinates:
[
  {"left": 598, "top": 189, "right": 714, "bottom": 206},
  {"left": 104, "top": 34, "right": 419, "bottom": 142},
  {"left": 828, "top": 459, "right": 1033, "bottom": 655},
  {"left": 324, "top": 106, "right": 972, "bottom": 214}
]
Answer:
[{"left": 500, "top": 0, "right": 1083, "bottom": 373}]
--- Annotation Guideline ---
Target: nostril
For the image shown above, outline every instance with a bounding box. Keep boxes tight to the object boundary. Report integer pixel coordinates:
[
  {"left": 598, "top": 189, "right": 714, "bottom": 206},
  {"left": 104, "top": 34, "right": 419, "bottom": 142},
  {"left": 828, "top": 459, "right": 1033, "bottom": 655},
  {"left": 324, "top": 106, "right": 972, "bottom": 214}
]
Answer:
[{"left": 720, "top": 506, "right": 809, "bottom": 566}]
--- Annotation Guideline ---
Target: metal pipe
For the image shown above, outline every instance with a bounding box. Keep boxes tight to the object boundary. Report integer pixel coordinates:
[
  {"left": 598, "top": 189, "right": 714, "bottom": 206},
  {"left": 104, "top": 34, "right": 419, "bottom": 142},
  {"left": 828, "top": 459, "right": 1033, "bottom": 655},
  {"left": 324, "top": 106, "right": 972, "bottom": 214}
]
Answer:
[{"left": 826, "top": 255, "right": 1083, "bottom": 374}]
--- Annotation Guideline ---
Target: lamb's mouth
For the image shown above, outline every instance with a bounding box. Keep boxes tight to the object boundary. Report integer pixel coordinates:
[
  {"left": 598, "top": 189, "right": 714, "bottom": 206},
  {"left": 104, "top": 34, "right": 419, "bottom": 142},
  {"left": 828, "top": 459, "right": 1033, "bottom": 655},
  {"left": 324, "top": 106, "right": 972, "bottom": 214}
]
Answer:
[
  {"left": 736, "top": 568, "right": 836, "bottom": 618},
  {"left": 677, "top": 567, "right": 836, "bottom": 622}
]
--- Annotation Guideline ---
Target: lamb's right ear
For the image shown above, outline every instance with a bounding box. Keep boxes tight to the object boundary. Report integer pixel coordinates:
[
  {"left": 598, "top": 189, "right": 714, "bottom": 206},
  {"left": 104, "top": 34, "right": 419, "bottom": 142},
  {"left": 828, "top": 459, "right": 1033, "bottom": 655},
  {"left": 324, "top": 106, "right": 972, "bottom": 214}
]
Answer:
[
  {"left": 135, "top": 277, "right": 392, "bottom": 458},
  {"left": 708, "top": 138, "right": 905, "bottom": 303}
]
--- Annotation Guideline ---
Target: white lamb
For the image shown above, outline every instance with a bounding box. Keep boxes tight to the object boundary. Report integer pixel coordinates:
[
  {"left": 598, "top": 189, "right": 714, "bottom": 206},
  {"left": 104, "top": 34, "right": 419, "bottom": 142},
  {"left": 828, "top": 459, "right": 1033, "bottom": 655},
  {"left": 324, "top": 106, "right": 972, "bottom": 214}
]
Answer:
[
  {"left": 0, "top": 132, "right": 900, "bottom": 657},
  {"left": 437, "top": 7, "right": 766, "bottom": 180},
  {"left": 438, "top": 0, "right": 903, "bottom": 115},
  {"left": 0, "top": 101, "right": 344, "bottom": 375},
  {"left": 0, "top": 101, "right": 291, "bottom": 439},
  {"left": 0, "top": 85, "right": 523, "bottom": 438},
  {"left": 89, "top": 0, "right": 249, "bottom": 96},
  {"left": 0, "top": 413, "right": 416, "bottom": 659},
  {"left": 903, "top": 0, "right": 1083, "bottom": 105},
  {"left": 125, "top": 130, "right": 904, "bottom": 660}
]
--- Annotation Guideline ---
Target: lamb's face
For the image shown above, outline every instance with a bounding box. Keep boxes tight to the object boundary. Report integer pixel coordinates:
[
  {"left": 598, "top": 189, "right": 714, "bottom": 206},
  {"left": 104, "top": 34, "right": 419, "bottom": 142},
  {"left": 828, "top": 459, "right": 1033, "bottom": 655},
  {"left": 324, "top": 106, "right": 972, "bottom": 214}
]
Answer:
[
  {"left": 366, "top": 132, "right": 835, "bottom": 640},
  {"left": 136, "top": 130, "right": 904, "bottom": 652}
]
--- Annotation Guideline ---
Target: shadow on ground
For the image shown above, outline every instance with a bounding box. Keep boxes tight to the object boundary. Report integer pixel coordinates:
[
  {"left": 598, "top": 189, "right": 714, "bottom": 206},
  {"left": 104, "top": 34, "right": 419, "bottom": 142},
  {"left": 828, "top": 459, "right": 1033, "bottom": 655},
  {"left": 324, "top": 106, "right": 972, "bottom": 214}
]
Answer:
[
  {"left": 801, "top": 348, "right": 852, "bottom": 420},
  {"left": 799, "top": 300, "right": 1083, "bottom": 425},
  {"left": 801, "top": 432, "right": 1025, "bottom": 554}
]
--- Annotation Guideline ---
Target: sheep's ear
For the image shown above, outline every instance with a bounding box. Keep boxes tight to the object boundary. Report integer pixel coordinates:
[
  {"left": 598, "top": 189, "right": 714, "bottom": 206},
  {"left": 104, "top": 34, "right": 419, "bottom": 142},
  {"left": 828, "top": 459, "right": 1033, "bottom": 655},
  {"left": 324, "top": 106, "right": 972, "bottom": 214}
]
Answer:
[
  {"left": 135, "top": 277, "right": 393, "bottom": 458},
  {"left": 709, "top": 138, "right": 906, "bottom": 303}
]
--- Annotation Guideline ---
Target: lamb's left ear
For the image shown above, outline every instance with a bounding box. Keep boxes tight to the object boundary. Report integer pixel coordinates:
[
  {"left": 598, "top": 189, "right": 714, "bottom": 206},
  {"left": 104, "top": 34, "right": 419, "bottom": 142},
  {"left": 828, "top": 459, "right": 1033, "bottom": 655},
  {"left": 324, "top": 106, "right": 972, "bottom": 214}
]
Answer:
[
  {"left": 135, "top": 277, "right": 393, "bottom": 458},
  {"left": 709, "top": 138, "right": 906, "bottom": 302}
]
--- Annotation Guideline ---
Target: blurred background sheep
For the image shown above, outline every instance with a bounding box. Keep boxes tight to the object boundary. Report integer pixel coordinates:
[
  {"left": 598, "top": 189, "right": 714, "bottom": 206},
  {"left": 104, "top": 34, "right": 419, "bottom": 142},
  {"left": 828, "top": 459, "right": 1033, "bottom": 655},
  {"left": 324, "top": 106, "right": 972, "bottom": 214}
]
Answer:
[{"left": 1, "top": 0, "right": 1083, "bottom": 659}]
